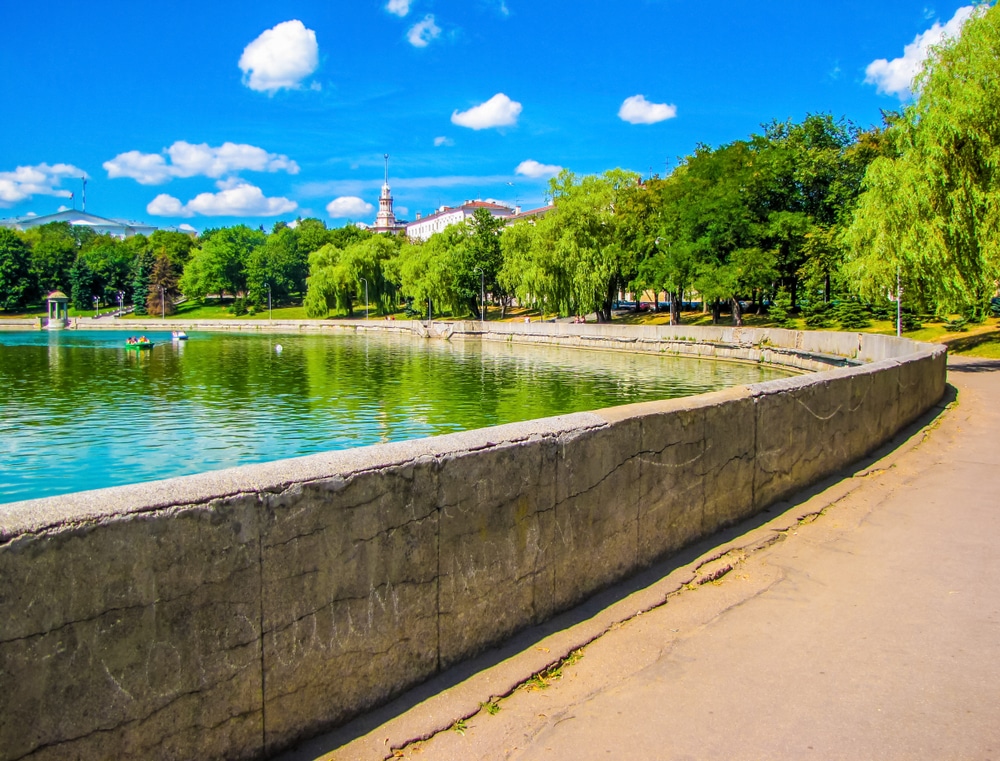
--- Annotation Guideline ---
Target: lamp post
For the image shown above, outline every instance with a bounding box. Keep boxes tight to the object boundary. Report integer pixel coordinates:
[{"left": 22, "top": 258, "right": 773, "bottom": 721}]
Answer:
[
  {"left": 266, "top": 283, "right": 272, "bottom": 321},
  {"left": 93, "top": 295, "right": 99, "bottom": 318},
  {"left": 896, "top": 266, "right": 902, "bottom": 338},
  {"left": 160, "top": 285, "right": 165, "bottom": 319},
  {"left": 117, "top": 290, "right": 124, "bottom": 318},
  {"left": 474, "top": 267, "right": 485, "bottom": 324},
  {"left": 360, "top": 277, "right": 368, "bottom": 320}
]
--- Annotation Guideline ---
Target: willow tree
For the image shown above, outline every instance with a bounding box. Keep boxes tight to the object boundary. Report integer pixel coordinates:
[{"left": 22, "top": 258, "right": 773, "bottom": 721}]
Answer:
[{"left": 846, "top": 4, "right": 1000, "bottom": 316}]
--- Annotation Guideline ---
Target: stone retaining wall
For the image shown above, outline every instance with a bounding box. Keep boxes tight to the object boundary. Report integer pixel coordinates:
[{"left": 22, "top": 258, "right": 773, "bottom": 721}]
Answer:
[{"left": 0, "top": 324, "right": 946, "bottom": 761}]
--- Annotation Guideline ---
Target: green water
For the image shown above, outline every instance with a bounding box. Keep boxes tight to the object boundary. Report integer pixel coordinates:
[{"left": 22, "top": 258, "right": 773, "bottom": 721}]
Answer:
[{"left": 0, "top": 329, "right": 790, "bottom": 504}]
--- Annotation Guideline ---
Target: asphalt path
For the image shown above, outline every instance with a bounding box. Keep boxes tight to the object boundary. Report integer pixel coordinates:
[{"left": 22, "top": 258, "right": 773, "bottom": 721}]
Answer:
[{"left": 282, "top": 355, "right": 1000, "bottom": 761}]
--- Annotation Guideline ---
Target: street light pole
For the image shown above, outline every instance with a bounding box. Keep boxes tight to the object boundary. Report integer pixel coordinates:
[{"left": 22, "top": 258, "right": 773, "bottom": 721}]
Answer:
[
  {"left": 117, "top": 290, "right": 124, "bottom": 318},
  {"left": 360, "top": 277, "right": 368, "bottom": 320},
  {"left": 93, "top": 295, "right": 99, "bottom": 318},
  {"left": 267, "top": 283, "right": 272, "bottom": 321},
  {"left": 160, "top": 285, "right": 165, "bottom": 319}
]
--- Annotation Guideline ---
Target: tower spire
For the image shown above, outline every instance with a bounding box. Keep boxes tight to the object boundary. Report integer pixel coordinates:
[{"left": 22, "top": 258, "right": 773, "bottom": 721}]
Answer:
[{"left": 384, "top": 153, "right": 389, "bottom": 187}]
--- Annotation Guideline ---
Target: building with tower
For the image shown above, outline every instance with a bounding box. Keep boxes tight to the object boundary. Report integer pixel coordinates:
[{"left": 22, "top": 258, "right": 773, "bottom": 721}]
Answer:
[{"left": 371, "top": 154, "right": 407, "bottom": 234}]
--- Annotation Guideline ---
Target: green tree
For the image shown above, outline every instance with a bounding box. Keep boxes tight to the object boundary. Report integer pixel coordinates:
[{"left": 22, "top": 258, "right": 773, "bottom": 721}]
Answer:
[
  {"left": 304, "top": 235, "right": 399, "bottom": 318},
  {"left": 466, "top": 207, "right": 506, "bottom": 318},
  {"left": 246, "top": 225, "right": 307, "bottom": 306},
  {"left": 131, "top": 253, "right": 152, "bottom": 316},
  {"left": 25, "top": 222, "right": 77, "bottom": 294},
  {"left": 179, "top": 225, "right": 265, "bottom": 300},
  {"left": 0, "top": 229, "right": 35, "bottom": 310},
  {"left": 79, "top": 235, "right": 134, "bottom": 303},
  {"left": 846, "top": 5, "right": 1000, "bottom": 316},
  {"left": 147, "top": 254, "right": 180, "bottom": 317},
  {"left": 149, "top": 230, "right": 195, "bottom": 269},
  {"left": 534, "top": 168, "right": 643, "bottom": 321},
  {"left": 69, "top": 256, "right": 96, "bottom": 311},
  {"left": 294, "top": 218, "right": 335, "bottom": 254}
]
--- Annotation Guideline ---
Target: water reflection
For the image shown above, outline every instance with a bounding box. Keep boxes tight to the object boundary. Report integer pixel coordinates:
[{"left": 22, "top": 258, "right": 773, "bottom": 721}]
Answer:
[{"left": 0, "top": 329, "right": 790, "bottom": 503}]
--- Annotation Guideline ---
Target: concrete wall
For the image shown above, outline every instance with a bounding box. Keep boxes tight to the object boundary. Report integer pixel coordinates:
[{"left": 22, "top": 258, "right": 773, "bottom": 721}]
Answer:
[{"left": 0, "top": 325, "right": 946, "bottom": 760}]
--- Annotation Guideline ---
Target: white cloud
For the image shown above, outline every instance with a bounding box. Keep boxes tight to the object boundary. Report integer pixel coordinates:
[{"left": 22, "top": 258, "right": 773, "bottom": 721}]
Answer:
[
  {"left": 326, "top": 196, "right": 374, "bottom": 219},
  {"left": 239, "top": 20, "right": 320, "bottom": 94},
  {"left": 0, "top": 163, "right": 87, "bottom": 207},
  {"left": 865, "top": 5, "right": 977, "bottom": 99},
  {"left": 104, "top": 141, "right": 299, "bottom": 185},
  {"left": 387, "top": 0, "right": 411, "bottom": 17},
  {"left": 618, "top": 95, "right": 678, "bottom": 125},
  {"left": 407, "top": 15, "right": 441, "bottom": 47},
  {"left": 434, "top": 136, "right": 454, "bottom": 147},
  {"left": 147, "top": 194, "right": 188, "bottom": 217},
  {"left": 515, "top": 160, "right": 563, "bottom": 179},
  {"left": 451, "top": 93, "right": 522, "bottom": 130},
  {"left": 147, "top": 180, "right": 297, "bottom": 218}
]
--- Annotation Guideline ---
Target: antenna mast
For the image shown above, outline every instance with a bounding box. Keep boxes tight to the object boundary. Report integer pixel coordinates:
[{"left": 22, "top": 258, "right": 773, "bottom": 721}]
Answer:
[{"left": 384, "top": 153, "right": 389, "bottom": 186}]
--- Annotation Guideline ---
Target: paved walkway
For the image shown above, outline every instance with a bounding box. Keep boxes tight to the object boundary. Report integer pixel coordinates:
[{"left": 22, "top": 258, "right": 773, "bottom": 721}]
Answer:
[{"left": 282, "top": 356, "right": 1000, "bottom": 761}]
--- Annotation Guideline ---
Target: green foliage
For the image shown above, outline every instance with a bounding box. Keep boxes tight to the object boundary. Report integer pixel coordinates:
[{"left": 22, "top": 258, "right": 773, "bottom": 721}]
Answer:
[
  {"left": 304, "top": 234, "right": 400, "bottom": 318},
  {"left": 69, "top": 256, "right": 95, "bottom": 311},
  {"left": 131, "top": 255, "right": 151, "bottom": 316},
  {"left": 846, "top": 5, "right": 1000, "bottom": 314},
  {"left": 26, "top": 222, "right": 77, "bottom": 294},
  {"left": 180, "top": 225, "right": 265, "bottom": 300},
  {"left": 0, "top": 228, "right": 35, "bottom": 310},
  {"left": 802, "top": 299, "right": 833, "bottom": 328},
  {"left": 834, "top": 299, "right": 872, "bottom": 330},
  {"left": 245, "top": 225, "right": 307, "bottom": 306},
  {"left": 147, "top": 254, "right": 179, "bottom": 316},
  {"left": 768, "top": 289, "right": 796, "bottom": 328}
]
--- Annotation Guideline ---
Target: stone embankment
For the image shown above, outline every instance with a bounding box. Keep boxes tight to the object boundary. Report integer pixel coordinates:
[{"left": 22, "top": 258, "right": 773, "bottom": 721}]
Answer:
[{"left": 0, "top": 323, "right": 945, "bottom": 761}]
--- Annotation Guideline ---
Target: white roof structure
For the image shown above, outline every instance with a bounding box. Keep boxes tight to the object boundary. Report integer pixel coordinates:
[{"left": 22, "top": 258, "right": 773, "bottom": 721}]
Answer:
[{"left": 0, "top": 209, "right": 173, "bottom": 239}]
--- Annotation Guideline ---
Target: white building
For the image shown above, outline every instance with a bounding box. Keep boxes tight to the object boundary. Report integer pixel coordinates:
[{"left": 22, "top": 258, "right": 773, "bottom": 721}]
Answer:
[
  {"left": 405, "top": 200, "right": 517, "bottom": 241},
  {"left": 0, "top": 209, "right": 170, "bottom": 239}
]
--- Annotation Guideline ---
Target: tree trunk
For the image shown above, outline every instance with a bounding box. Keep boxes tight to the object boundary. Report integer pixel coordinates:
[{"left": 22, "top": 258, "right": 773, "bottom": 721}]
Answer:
[
  {"left": 711, "top": 299, "right": 721, "bottom": 324},
  {"left": 731, "top": 296, "right": 743, "bottom": 327},
  {"left": 670, "top": 290, "right": 681, "bottom": 325}
]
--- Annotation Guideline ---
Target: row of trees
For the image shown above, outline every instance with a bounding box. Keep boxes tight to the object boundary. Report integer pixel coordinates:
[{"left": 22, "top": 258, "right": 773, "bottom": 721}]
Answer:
[
  {"left": 3, "top": 6, "right": 996, "bottom": 324},
  {"left": 302, "top": 117, "right": 881, "bottom": 326}
]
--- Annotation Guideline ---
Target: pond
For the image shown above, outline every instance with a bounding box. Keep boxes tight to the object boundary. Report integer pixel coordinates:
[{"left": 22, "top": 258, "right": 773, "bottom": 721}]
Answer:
[{"left": 0, "top": 328, "right": 792, "bottom": 504}]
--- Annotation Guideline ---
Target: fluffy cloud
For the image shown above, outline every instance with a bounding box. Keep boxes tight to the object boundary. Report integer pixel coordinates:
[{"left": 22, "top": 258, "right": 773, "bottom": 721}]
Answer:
[
  {"left": 239, "top": 20, "right": 320, "bottom": 94},
  {"left": 515, "top": 160, "right": 562, "bottom": 179},
  {"left": 451, "top": 93, "right": 522, "bottom": 130},
  {"left": 387, "top": 0, "right": 411, "bottom": 17},
  {"left": 326, "top": 196, "right": 374, "bottom": 219},
  {"left": 865, "top": 5, "right": 977, "bottom": 99},
  {"left": 618, "top": 95, "right": 677, "bottom": 125},
  {"left": 433, "top": 136, "right": 454, "bottom": 147},
  {"left": 104, "top": 141, "right": 299, "bottom": 185},
  {"left": 407, "top": 14, "right": 441, "bottom": 47},
  {"left": 0, "top": 163, "right": 87, "bottom": 206},
  {"left": 147, "top": 179, "right": 297, "bottom": 218}
]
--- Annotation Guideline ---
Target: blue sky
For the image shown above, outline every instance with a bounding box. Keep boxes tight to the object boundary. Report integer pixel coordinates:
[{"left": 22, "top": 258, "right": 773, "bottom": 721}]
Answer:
[{"left": 0, "top": 0, "right": 985, "bottom": 233}]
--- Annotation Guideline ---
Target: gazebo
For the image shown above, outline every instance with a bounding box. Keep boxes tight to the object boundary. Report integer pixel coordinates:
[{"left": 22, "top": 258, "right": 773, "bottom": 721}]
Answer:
[{"left": 46, "top": 290, "right": 69, "bottom": 330}]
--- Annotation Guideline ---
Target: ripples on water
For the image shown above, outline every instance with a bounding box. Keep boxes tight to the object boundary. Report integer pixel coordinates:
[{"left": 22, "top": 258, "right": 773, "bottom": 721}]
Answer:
[{"left": 0, "top": 329, "right": 790, "bottom": 503}]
